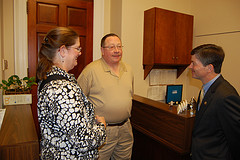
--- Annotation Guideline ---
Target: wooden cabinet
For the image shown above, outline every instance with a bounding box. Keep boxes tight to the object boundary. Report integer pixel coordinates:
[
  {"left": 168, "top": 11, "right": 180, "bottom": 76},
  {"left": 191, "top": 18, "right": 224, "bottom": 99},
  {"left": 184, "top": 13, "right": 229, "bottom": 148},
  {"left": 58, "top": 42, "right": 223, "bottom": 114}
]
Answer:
[
  {"left": 143, "top": 7, "right": 193, "bottom": 79},
  {"left": 0, "top": 105, "right": 39, "bottom": 160},
  {"left": 131, "top": 95, "right": 195, "bottom": 160}
]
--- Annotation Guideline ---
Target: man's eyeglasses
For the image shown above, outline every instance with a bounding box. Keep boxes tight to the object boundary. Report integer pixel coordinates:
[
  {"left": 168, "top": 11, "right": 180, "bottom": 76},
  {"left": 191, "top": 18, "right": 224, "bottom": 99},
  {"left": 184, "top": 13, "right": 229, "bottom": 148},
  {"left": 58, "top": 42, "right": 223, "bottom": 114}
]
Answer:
[
  {"left": 103, "top": 45, "right": 123, "bottom": 51},
  {"left": 69, "top": 47, "right": 82, "bottom": 53}
]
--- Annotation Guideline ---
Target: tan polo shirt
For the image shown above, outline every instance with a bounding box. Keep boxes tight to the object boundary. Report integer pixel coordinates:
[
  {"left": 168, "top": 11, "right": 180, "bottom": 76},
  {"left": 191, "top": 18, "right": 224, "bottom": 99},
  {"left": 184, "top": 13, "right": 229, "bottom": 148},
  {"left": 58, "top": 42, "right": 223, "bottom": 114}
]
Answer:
[{"left": 77, "top": 58, "right": 134, "bottom": 123}]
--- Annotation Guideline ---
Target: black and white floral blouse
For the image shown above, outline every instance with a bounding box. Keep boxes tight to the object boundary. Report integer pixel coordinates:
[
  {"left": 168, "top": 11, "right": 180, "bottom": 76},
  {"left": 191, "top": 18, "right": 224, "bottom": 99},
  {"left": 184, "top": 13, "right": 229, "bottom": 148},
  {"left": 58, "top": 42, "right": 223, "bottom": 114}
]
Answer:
[{"left": 37, "top": 66, "right": 106, "bottom": 160}]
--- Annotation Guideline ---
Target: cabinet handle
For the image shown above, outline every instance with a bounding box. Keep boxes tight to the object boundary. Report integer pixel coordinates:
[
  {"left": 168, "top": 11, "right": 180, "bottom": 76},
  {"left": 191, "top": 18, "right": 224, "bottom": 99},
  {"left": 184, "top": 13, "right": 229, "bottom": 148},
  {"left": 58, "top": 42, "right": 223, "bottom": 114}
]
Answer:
[
  {"left": 172, "top": 57, "right": 175, "bottom": 60},
  {"left": 175, "top": 57, "right": 178, "bottom": 60}
]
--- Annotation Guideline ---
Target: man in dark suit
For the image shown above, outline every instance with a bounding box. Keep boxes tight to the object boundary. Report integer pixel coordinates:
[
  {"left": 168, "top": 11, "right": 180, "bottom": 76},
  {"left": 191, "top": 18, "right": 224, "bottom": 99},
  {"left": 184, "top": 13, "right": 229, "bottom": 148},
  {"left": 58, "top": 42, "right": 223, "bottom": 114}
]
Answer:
[{"left": 189, "top": 44, "right": 240, "bottom": 160}]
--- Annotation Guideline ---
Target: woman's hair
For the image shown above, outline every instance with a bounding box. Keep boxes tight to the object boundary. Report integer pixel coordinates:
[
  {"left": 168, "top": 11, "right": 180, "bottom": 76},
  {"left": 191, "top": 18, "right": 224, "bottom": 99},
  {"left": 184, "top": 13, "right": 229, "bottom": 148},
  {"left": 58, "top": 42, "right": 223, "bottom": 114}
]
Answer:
[{"left": 36, "top": 27, "right": 79, "bottom": 81}]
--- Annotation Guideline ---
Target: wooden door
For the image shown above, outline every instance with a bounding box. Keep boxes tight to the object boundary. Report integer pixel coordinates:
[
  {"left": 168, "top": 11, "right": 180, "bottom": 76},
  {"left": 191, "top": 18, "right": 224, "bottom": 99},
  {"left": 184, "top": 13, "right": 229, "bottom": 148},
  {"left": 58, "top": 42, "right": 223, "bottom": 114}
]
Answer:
[{"left": 28, "top": 0, "right": 93, "bottom": 137}]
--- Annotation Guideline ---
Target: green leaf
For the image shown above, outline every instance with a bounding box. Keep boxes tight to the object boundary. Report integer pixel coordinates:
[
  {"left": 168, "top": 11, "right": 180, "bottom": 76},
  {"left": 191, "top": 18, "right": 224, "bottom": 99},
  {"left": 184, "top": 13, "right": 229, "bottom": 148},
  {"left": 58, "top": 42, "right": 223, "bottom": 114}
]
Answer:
[
  {"left": 23, "top": 77, "right": 29, "bottom": 81},
  {"left": 2, "top": 80, "right": 8, "bottom": 85}
]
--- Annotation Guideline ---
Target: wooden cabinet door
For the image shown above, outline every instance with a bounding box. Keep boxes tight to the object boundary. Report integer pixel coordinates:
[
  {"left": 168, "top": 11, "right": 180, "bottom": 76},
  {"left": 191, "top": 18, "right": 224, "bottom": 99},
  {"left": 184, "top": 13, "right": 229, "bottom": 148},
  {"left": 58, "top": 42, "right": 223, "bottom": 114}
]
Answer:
[
  {"left": 175, "top": 12, "right": 193, "bottom": 65},
  {"left": 154, "top": 8, "right": 193, "bottom": 65},
  {"left": 154, "top": 8, "right": 176, "bottom": 64},
  {"left": 28, "top": 0, "right": 93, "bottom": 137}
]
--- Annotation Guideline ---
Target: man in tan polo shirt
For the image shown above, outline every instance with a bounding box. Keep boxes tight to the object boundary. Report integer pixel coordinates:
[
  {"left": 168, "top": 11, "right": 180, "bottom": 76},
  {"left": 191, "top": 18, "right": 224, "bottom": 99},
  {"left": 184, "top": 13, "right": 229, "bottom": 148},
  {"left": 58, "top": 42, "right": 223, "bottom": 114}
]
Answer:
[{"left": 77, "top": 33, "right": 134, "bottom": 160}]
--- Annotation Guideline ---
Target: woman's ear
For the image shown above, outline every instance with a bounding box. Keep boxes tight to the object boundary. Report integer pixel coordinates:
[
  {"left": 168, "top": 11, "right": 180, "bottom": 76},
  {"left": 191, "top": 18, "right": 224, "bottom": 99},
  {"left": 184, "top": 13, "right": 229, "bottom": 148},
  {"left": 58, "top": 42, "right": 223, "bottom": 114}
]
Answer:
[{"left": 59, "top": 45, "right": 67, "bottom": 58}]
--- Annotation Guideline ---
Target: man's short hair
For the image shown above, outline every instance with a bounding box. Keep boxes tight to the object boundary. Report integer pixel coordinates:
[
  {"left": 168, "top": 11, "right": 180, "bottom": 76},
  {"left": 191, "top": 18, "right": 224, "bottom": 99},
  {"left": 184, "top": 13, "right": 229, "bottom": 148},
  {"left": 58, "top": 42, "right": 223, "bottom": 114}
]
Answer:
[
  {"left": 191, "top": 44, "right": 225, "bottom": 73},
  {"left": 101, "top": 33, "right": 120, "bottom": 47}
]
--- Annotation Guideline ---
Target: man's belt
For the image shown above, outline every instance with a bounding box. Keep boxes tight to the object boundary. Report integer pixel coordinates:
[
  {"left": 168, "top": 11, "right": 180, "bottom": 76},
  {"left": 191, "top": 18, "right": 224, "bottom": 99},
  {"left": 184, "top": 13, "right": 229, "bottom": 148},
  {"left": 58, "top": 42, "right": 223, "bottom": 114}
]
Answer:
[{"left": 107, "top": 119, "right": 128, "bottom": 126}]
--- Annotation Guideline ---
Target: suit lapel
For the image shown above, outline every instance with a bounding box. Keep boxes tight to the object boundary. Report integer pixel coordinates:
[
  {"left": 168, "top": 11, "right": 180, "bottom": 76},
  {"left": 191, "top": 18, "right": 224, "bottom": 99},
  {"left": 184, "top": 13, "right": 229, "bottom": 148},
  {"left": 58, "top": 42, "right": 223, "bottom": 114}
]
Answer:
[{"left": 194, "top": 76, "right": 224, "bottom": 128}]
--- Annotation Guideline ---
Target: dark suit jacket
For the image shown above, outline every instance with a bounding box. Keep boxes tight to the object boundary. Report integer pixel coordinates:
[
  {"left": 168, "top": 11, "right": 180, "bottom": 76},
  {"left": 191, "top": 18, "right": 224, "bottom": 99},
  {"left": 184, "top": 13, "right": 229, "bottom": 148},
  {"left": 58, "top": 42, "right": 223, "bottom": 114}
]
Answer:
[{"left": 191, "top": 75, "right": 240, "bottom": 160}]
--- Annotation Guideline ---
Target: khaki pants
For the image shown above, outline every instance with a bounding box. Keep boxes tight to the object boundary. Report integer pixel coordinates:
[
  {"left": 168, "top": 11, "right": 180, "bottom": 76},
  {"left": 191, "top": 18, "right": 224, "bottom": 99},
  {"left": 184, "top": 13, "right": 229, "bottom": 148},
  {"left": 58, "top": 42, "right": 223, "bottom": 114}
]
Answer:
[{"left": 98, "top": 120, "right": 133, "bottom": 160}]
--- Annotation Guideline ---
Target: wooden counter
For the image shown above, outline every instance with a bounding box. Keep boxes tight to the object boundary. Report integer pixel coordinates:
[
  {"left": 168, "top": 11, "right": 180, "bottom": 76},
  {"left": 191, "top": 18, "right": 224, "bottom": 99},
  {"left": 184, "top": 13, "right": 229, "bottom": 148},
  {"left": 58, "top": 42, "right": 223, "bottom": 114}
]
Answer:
[
  {"left": 131, "top": 95, "right": 195, "bottom": 160},
  {"left": 0, "top": 105, "right": 39, "bottom": 160}
]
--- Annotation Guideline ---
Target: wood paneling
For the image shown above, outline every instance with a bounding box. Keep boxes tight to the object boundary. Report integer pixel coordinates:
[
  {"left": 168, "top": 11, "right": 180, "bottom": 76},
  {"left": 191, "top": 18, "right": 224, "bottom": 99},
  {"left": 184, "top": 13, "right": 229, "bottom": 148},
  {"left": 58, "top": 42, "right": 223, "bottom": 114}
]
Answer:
[
  {"left": 0, "top": 105, "right": 39, "bottom": 160},
  {"left": 68, "top": 8, "right": 86, "bottom": 27},
  {"left": 131, "top": 95, "right": 195, "bottom": 160},
  {"left": 37, "top": 3, "right": 59, "bottom": 25}
]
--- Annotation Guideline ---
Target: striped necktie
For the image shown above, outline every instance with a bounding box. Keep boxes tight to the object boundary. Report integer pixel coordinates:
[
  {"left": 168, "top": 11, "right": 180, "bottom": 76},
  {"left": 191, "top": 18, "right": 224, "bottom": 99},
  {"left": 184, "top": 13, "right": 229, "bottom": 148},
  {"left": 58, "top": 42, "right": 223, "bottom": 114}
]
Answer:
[{"left": 198, "top": 87, "right": 204, "bottom": 109}]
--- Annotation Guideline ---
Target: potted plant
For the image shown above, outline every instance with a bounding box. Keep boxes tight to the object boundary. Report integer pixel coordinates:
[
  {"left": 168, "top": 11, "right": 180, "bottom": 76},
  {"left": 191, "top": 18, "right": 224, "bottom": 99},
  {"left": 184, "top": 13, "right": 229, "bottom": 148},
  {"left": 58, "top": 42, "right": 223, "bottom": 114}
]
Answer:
[
  {"left": 0, "top": 75, "right": 37, "bottom": 106},
  {"left": 0, "top": 75, "right": 37, "bottom": 95}
]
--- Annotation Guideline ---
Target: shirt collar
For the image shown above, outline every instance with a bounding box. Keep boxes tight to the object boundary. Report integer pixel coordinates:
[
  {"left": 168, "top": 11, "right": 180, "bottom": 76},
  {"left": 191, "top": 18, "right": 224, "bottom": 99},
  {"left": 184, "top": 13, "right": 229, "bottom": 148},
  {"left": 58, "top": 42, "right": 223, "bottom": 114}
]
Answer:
[
  {"left": 100, "top": 58, "right": 127, "bottom": 73},
  {"left": 202, "top": 74, "right": 221, "bottom": 95}
]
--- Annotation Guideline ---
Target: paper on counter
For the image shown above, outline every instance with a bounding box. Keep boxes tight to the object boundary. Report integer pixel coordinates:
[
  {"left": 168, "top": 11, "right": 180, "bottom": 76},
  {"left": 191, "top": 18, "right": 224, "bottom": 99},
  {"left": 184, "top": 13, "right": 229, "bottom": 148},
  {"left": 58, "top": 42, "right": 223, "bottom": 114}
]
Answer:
[{"left": 0, "top": 109, "right": 6, "bottom": 130}]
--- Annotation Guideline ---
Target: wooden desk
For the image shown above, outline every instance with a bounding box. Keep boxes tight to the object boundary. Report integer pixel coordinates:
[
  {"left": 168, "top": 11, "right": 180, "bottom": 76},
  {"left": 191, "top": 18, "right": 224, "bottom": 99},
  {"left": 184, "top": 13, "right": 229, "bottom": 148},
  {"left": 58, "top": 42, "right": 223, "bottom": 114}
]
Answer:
[
  {"left": 0, "top": 105, "right": 39, "bottom": 160},
  {"left": 131, "top": 95, "right": 195, "bottom": 160}
]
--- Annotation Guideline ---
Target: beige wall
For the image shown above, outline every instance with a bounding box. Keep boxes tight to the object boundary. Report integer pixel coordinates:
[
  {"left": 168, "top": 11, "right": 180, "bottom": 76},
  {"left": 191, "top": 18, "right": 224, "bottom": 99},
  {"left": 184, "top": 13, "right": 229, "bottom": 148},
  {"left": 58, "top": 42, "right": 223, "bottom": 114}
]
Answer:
[
  {"left": 0, "top": 0, "right": 28, "bottom": 81},
  {"left": 105, "top": 0, "right": 240, "bottom": 101},
  {"left": 120, "top": 0, "right": 194, "bottom": 100},
  {"left": 187, "top": 0, "right": 240, "bottom": 99},
  {"left": 1, "top": 0, "right": 14, "bottom": 80},
  {"left": 14, "top": 0, "right": 28, "bottom": 78},
  {"left": 0, "top": 0, "right": 3, "bottom": 81},
  {"left": 93, "top": 0, "right": 105, "bottom": 60},
  {"left": 1, "top": 0, "right": 240, "bottom": 101}
]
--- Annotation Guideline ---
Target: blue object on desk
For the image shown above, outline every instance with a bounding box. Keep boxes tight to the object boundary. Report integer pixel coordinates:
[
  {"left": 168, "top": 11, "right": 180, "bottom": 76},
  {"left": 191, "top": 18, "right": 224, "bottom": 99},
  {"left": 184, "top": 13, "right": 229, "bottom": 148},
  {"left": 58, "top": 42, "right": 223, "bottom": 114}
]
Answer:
[{"left": 166, "top": 84, "right": 183, "bottom": 104}]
